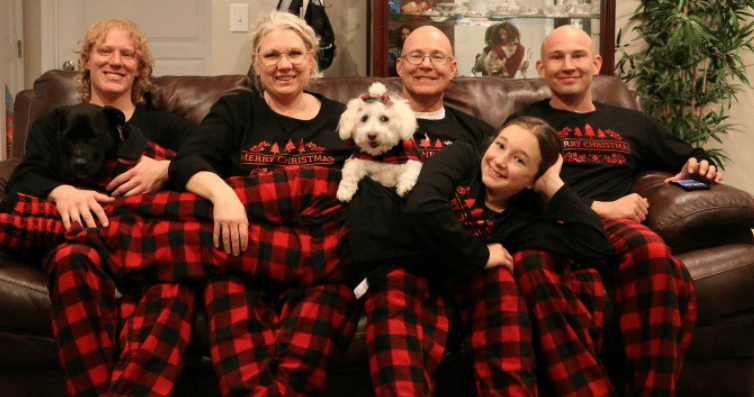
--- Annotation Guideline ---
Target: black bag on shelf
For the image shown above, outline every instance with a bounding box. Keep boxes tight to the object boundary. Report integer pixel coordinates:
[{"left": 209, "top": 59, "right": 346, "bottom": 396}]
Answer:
[
  {"left": 276, "top": 0, "right": 304, "bottom": 14},
  {"left": 277, "top": 0, "right": 337, "bottom": 71},
  {"left": 304, "top": 0, "right": 337, "bottom": 71}
]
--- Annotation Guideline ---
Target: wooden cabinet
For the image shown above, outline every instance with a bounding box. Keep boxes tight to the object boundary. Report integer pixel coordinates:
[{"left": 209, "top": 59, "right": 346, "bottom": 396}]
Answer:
[{"left": 369, "top": 0, "right": 615, "bottom": 77}]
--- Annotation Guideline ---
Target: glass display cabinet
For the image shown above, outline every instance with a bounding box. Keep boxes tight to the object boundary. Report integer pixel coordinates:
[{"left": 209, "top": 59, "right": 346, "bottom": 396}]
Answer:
[{"left": 369, "top": 0, "right": 615, "bottom": 77}]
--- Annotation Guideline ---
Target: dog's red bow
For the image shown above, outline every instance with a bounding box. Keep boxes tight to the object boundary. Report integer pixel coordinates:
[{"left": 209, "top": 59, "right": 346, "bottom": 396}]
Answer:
[{"left": 361, "top": 94, "right": 394, "bottom": 106}]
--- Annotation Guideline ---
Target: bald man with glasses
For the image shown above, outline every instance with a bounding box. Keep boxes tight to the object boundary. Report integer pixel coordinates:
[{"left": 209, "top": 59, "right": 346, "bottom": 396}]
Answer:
[{"left": 356, "top": 25, "right": 535, "bottom": 397}]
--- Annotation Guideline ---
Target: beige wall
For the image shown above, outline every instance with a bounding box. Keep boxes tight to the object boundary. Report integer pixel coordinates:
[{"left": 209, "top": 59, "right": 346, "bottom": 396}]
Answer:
[
  {"left": 21, "top": 1, "right": 41, "bottom": 89},
  {"left": 209, "top": 0, "right": 367, "bottom": 77},
  {"left": 616, "top": 0, "right": 754, "bottom": 196},
  {"left": 22, "top": 0, "right": 366, "bottom": 85}
]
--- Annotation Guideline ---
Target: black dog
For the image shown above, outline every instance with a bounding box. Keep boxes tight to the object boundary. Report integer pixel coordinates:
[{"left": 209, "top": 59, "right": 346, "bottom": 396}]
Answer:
[{"left": 57, "top": 103, "right": 127, "bottom": 182}]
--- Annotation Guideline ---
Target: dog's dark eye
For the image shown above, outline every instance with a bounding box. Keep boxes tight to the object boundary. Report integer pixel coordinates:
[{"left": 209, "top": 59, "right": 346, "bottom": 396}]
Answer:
[
  {"left": 361, "top": 115, "right": 368, "bottom": 123},
  {"left": 380, "top": 115, "right": 389, "bottom": 122}
]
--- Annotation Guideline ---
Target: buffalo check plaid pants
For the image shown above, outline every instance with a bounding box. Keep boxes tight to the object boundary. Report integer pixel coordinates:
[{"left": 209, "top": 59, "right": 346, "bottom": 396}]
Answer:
[
  {"left": 363, "top": 268, "right": 450, "bottom": 397},
  {"left": 449, "top": 265, "right": 537, "bottom": 397},
  {"left": 20, "top": 167, "right": 356, "bottom": 397},
  {"left": 363, "top": 266, "right": 536, "bottom": 397},
  {"left": 516, "top": 218, "right": 697, "bottom": 397},
  {"left": 604, "top": 218, "right": 696, "bottom": 397},
  {"left": 45, "top": 243, "right": 195, "bottom": 397},
  {"left": 203, "top": 274, "right": 358, "bottom": 397}
]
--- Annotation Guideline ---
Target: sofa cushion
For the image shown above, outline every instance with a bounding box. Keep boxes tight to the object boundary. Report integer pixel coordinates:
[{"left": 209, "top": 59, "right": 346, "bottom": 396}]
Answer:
[
  {"left": 308, "top": 75, "right": 640, "bottom": 130},
  {"left": 680, "top": 244, "right": 754, "bottom": 323},
  {"left": 632, "top": 172, "right": 754, "bottom": 253},
  {"left": 11, "top": 70, "right": 252, "bottom": 157},
  {"left": 0, "top": 253, "right": 53, "bottom": 336},
  {"left": 149, "top": 74, "right": 251, "bottom": 125}
]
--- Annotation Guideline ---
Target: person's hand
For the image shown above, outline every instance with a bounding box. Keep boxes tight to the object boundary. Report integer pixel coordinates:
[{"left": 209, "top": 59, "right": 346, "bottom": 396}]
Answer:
[
  {"left": 107, "top": 156, "right": 171, "bottom": 198},
  {"left": 485, "top": 242, "right": 513, "bottom": 272},
  {"left": 664, "top": 158, "right": 723, "bottom": 185},
  {"left": 48, "top": 184, "right": 115, "bottom": 229},
  {"left": 533, "top": 154, "right": 564, "bottom": 198},
  {"left": 212, "top": 192, "right": 249, "bottom": 256},
  {"left": 591, "top": 193, "right": 649, "bottom": 222}
]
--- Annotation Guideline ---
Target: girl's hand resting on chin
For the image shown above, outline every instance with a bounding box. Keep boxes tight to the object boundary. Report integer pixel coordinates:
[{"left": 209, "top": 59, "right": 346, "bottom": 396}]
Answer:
[{"left": 533, "top": 154, "right": 564, "bottom": 198}]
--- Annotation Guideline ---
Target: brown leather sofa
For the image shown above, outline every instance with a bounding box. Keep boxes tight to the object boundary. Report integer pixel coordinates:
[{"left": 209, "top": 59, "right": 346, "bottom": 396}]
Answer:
[{"left": 3, "top": 69, "right": 754, "bottom": 397}]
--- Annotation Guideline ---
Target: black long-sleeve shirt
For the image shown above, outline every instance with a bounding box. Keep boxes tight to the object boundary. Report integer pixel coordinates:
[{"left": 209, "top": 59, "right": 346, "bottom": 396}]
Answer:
[
  {"left": 405, "top": 141, "right": 612, "bottom": 275},
  {"left": 510, "top": 100, "right": 714, "bottom": 203},
  {"left": 7, "top": 105, "right": 193, "bottom": 197},
  {"left": 168, "top": 90, "right": 348, "bottom": 187}
]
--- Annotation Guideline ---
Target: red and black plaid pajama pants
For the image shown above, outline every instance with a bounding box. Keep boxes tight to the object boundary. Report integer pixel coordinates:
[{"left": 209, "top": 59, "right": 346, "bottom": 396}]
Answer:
[
  {"left": 45, "top": 243, "right": 195, "bottom": 397},
  {"left": 364, "top": 266, "right": 536, "bottom": 397},
  {"left": 450, "top": 265, "right": 537, "bottom": 397},
  {"left": 204, "top": 275, "right": 357, "bottom": 397},
  {"left": 363, "top": 268, "right": 450, "bottom": 397},
  {"left": 604, "top": 218, "right": 696, "bottom": 397},
  {"left": 2, "top": 167, "right": 358, "bottom": 397},
  {"left": 515, "top": 249, "right": 613, "bottom": 397},
  {"left": 516, "top": 218, "right": 697, "bottom": 397}
]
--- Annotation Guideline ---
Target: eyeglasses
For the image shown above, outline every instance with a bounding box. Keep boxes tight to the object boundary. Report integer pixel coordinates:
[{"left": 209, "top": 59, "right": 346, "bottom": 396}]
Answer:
[
  {"left": 257, "top": 50, "right": 309, "bottom": 67},
  {"left": 402, "top": 52, "right": 453, "bottom": 65}
]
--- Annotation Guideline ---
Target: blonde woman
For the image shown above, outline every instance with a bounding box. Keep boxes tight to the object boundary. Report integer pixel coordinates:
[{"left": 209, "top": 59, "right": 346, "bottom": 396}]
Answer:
[{"left": 169, "top": 11, "right": 355, "bottom": 396}]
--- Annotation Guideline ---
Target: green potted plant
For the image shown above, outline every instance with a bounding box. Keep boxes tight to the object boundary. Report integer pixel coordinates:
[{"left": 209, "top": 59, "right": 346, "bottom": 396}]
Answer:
[{"left": 616, "top": 0, "right": 754, "bottom": 167}]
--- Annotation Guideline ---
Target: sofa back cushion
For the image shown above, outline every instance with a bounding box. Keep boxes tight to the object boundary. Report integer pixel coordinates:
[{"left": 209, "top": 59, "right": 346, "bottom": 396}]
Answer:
[
  {"left": 13, "top": 70, "right": 250, "bottom": 157},
  {"left": 308, "top": 75, "right": 639, "bottom": 130},
  {"left": 13, "top": 70, "right": 637, "bottom": 157}
]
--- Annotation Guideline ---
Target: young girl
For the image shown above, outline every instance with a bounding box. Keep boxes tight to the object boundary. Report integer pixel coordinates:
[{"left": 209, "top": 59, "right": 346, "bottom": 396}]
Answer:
[{"left": 405, "top": 116, "right": 612, "bottom": 396}]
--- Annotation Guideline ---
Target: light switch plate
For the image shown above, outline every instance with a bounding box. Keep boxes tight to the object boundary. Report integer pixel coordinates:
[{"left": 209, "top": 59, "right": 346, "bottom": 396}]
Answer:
[{"left": 230, "top": 3, "right": 249, "bottom": 32}]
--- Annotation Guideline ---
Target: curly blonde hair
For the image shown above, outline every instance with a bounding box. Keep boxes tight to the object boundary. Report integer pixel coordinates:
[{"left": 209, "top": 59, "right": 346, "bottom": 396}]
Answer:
[{"left": 75, "top": 18, "right": 154, "bottom": 104}]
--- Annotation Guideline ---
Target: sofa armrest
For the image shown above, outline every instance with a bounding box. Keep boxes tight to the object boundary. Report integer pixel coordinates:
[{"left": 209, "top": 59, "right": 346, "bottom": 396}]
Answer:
[
  {"left": 632, "top": 171, "right": 754, "bottom": 253},
  {"left": 0, "top": 158, "right": 21, "bottom": 200}
]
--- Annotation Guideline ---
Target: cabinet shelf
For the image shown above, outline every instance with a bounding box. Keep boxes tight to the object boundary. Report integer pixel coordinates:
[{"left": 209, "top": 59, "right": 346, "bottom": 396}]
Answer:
[
  {"left": 370, "top": 0, "right": 615, "bottom": 77},
  {"left": 393, "top": 13, "right": 602, "bottom": 21}
]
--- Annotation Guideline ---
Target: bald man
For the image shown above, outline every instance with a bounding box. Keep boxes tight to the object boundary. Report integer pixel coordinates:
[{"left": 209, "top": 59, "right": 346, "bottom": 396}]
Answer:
[
  {"left": 356, "top": 26, "right": 537, "bottom": 397},
  {"left": 508, "top": 25, "right": 711, "bottom": 397},
  {"left": 395, "top": 25, "right": 494, "bottom": 157}
]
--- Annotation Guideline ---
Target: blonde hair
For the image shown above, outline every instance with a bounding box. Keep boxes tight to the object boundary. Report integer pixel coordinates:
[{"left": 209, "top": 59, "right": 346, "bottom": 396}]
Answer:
[
  {"left": 75, "top": 18, "right": 154, "bottom": 104},
  {"left": 249, "top": 11, "right": 320, "bottom": 87}
]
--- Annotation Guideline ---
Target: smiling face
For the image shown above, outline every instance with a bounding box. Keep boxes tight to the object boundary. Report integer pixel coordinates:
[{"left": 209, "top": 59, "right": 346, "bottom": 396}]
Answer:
[
  {"left": 86, "top": 26, "right": 140, "bottom": 106},
  {"left": 396, "top": 26, "right": 457, "bottom": 112},
  {"left": 536, "top": 25, "right": 602, "bottom": 111},
  {"left": 253, "top": 28, "right": 314, "bottom": 102},
  {"left": 481, "top": 124, "right": 542, "bottom": 208}
]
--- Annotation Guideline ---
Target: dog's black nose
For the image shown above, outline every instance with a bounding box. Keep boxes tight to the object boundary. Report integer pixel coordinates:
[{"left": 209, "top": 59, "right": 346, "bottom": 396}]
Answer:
[
  {"left": 71, "top": 157, "right": 91, "bottom": 176},
  {"left": 367, "top": 133, "right": 377, "bottom": 141},
  {"left": 73, "top": 157, "right": 87, "bottom": 166}
]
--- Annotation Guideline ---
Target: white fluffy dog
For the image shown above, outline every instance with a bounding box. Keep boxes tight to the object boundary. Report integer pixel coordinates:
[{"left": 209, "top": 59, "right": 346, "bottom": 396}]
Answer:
[{"left": 336, "top": 82, "right": 422, "bottom": 202}]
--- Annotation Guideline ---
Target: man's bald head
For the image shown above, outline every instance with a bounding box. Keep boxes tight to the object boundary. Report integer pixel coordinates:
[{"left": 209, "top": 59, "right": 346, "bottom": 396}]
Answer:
[
  {"left": 540, "top": 25, "right": 596, "bottom": 60},
  {"left": 536, "top": 25, "right": 602, "bottom": 112},
  {"left": 402, "top": 26, "right": 454, "bottom": 56},
  {"left": 397, "top": 25, "right": 457, "bottom": 112}
]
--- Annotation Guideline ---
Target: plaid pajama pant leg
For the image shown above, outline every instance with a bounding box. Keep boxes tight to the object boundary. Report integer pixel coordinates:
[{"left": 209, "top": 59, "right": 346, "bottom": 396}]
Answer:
[
  {"left": 453, "top": 265, "right": 537, "bottom": 397},
  {"left": 363, "top": 268, "right": 450, "bottom": 397},
  {"left": 514, "top": 249, "right": 618, "bottom": 397},
  {"left": 204, "top": 274, "right": 357, "bottom": 397},
  {"left": 602, "top": 218, "right": 697, "bottom": 397},
  {"left": 110, "top": 282, "right": 195, "bottom": 397},
  {"left": 45, "top": 243, "right": 195, "bottom": 397},
  {"left": 46, "top": 243, "right": 119, "bottom": 397}
]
